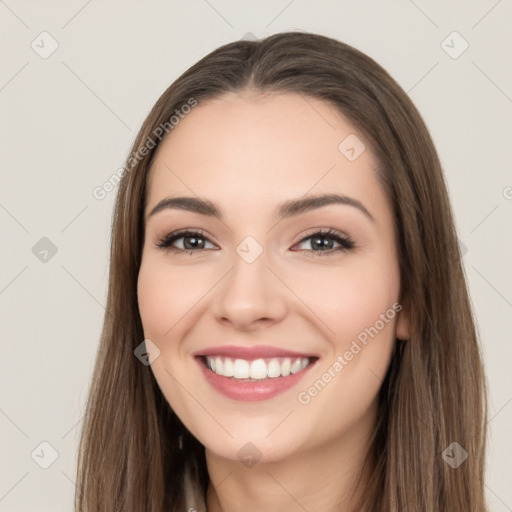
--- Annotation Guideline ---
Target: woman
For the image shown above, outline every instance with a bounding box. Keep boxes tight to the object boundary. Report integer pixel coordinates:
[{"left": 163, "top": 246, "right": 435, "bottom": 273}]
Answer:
[{"left": 75, "top": 32, "right": 488, "bottom": 511}]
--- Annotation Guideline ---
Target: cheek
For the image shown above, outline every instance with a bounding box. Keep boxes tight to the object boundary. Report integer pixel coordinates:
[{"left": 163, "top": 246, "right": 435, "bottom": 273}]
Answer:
[
  {"left": 293, "top": 256, "right": 400, "bottom": 413},
  {"left": 137, "top": 258, "right": 198, "bottom": 341},
  {"left": 290, "top": 254, "right": 401, "bottom": 346},
  {"left": 290, "top": 252, "right": 401, "bottom": 410}
]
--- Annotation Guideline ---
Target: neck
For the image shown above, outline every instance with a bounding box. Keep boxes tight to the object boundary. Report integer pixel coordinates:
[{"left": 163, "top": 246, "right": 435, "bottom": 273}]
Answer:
[{"left": 204, "top": 404, "right": 377, "bottom": 512}]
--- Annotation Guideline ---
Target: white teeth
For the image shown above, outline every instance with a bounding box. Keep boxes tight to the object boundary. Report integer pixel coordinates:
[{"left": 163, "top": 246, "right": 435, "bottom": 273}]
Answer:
[
  {"left": 205, "top": 356, "right": 312, "bottom": 380},
  {"left": 281, "top": 358, "right": 291, "bottom": 377},
  {"left": 233, "top": 359, "right": 250, "bottom": 379},
  {"left": 290, "top": 359, "right": 302, "bottom": 374},
  {"left": 223, "top": 358, "right": 234, "bottom": 377},
  {"left": 267, "top": 359, "right": 281, "bottom": 378},
  {"left": 249, "top": 359, "right": 267, "bottom": 379}
]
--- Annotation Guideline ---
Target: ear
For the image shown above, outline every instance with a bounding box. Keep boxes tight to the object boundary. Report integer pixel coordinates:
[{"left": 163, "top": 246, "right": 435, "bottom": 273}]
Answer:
[{"left": 395, "top": 300, "right": 411, "bottom": 340}]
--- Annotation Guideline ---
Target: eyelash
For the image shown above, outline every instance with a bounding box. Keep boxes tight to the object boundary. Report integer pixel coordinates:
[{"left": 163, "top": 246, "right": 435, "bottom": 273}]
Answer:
[{"left": 155, "top": 228, "right": 354, "bottom": 257}]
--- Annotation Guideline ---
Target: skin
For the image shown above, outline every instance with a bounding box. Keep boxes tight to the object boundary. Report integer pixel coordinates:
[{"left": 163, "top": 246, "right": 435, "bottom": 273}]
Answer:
[{"left": 137, "top": 90, "right": 410, "bottom": 512}]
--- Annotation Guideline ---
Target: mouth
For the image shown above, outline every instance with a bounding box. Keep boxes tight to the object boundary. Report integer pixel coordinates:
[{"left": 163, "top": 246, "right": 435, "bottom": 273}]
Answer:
[
  {"left": 192, "top": 345, "right": 319, "bottom": 401},
  {"left": 194, "top": 355, "right": 318, "bottom": 402},
  {"left": 197, "top": 355, "right": 318, "bottom": 382}
]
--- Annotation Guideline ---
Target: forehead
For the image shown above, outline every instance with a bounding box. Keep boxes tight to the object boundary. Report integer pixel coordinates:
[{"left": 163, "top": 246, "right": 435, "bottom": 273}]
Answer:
[{"left": 146, "top": 91, "right": 385, "bottom": 219}]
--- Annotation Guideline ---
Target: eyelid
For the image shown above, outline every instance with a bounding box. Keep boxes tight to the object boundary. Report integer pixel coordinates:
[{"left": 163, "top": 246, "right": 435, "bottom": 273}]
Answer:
[
  {"left": 291, "top": 226, "right": 348, "bottom": 245},
  {"left": 290, "top": 227, "right": 354, "bottom": 252},
  {"left": 155, "top": 228, "right": 218, "bottom": 250},
  {"left": 155, "top": 227, "right": 354, "bottom": 254}
]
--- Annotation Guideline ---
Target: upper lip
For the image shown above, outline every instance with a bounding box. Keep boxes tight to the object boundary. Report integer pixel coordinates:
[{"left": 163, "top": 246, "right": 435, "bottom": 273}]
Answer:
[{"left": 193, "top": 344, "right": 318, "bottom": 360}]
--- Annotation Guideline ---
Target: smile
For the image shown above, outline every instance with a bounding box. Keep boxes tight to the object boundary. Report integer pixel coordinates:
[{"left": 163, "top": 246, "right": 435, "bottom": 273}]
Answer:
[
  {"left": 193, "top": 345, "right": 319, "bottom": 401},
  {"left": 204, "top": 356, "right": 312, "bottom": 381}
]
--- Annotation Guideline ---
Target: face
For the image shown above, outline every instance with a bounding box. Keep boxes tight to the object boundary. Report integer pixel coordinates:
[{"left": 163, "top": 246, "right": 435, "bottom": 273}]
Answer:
[{"left": 137, "top": 91, "right": 409, "bottom": 465}]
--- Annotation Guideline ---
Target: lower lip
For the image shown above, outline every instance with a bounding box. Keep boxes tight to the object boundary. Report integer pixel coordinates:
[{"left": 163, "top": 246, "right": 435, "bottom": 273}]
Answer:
[{"left": 195, "top": 357, "right": 317, "bottom": 402}]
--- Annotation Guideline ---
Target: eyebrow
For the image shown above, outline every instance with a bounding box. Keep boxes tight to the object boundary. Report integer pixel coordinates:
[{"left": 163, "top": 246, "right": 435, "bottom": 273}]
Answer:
[{"left": 147, "top": 193, "right": 374, "bottom": 222}]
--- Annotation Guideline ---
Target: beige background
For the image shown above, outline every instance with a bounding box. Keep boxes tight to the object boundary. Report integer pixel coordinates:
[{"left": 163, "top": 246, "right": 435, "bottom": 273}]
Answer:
[{"left": 0, "top": 1, "right": 511, "bottom": 510}]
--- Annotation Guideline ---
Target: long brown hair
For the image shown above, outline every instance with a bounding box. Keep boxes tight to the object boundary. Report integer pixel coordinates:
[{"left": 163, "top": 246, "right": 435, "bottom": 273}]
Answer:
[{"left": 75, "top": 31, "right": 488, "bottom": 511}]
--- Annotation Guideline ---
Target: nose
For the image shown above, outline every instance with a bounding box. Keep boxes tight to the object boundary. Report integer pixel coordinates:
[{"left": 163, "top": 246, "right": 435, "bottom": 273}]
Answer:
[{"left": 212, "top": 249, "right": 288, "bottom": 332}]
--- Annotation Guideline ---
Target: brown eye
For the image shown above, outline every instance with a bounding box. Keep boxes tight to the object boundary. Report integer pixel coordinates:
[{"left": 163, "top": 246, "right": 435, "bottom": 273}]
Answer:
[
  {"left": 155, "top": 230, "right": 216, "bottom": 252},
  {"left": 292, "top": 229, "right": 354, "bottom": 256}
]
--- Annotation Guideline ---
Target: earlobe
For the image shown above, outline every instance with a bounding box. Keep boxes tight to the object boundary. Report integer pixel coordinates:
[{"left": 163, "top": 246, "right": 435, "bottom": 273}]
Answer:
[{"left": 395, "top": 301, "right": 411, "bottom": 340}]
